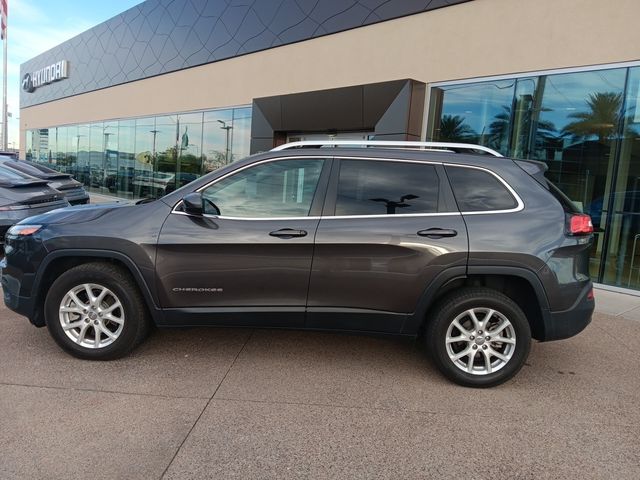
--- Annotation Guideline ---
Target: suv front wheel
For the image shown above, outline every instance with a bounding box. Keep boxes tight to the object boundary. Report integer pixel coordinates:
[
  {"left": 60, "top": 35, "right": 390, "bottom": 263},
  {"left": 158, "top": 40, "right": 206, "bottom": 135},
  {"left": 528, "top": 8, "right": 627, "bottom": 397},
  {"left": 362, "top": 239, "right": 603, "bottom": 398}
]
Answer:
[
  {"left": 44, "top": 262, "right": 151, "bottom": 360},
  {"left": 426, "top": 288, "right": 531, "bottom": 388}
]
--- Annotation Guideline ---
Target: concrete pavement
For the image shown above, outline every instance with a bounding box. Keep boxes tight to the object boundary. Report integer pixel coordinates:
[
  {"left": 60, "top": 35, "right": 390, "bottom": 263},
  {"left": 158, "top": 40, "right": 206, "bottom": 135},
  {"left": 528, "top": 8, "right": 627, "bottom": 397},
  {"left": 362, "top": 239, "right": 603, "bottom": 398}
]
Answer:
[
  {"left": 591, "top": 287, "right": 640, "bottom": 320},
  {"left": 0, "top": 294, "right": 638, "bottom": 479}
]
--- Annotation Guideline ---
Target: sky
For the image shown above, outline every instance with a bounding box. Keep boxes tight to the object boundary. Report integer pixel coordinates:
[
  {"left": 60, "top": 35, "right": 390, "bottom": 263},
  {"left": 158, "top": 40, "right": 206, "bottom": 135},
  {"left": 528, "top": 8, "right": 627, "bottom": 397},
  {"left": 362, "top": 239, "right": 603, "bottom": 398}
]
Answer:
[{"left": 4, "top": 0, "right": 143, "bottom": 148}]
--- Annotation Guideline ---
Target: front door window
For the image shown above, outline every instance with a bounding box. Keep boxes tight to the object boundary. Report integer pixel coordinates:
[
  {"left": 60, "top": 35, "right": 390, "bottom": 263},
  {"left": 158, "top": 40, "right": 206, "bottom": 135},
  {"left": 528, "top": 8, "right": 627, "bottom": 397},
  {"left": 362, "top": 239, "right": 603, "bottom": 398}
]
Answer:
[{"left": 201, "top": 159, "right": 324, "bottom": 217}]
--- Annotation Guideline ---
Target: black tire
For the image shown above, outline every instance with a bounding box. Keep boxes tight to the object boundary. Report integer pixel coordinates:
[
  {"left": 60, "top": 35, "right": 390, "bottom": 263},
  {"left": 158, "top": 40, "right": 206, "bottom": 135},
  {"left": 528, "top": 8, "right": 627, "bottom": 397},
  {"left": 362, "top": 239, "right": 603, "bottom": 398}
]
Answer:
[
  {"left": 44, "top": 262, "right": 151, "bottom": 360},
  {"left": 425, "top": 287, "right": 531, "bottom": 388}
]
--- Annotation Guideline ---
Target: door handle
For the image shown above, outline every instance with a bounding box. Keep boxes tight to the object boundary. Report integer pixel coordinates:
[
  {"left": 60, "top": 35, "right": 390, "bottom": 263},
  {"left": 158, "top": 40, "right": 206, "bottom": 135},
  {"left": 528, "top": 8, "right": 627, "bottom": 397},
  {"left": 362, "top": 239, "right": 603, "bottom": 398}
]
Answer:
[
  {"left": 417, "top": 228, "right": 458, "bottom": 239},
  {"left": 269, "top": 228, "right": 308, "bottom": 239}
]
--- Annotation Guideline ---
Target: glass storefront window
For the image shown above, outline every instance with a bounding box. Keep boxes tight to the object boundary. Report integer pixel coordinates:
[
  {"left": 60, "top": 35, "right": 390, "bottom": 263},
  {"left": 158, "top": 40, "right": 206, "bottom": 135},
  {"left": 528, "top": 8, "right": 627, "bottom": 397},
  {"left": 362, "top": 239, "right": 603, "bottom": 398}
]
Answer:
[
  {"left": 231, "top": 107, "right": 252, "bottom": 163},
  {"left": 429, "top": 65, "right": 637, "bottom": 291},
  {"left": 26, "top": 106, "right": 251, "bottom": 200},
  {"left": 603, "top": 67, "right": 640, "bottom": 289},
  {"left": 76, "top": 124, "right": 90, "bottom": 187},
  {"left": 153, "top": 115, "right": 179, "bottom": 196},
  {"left": 177, "top": 112, "right": 204, "bottom": 188},
  {"left": 131, "top": 117, "right": 155, "bottom": 199},
  {"left": 51, "top": 127, "right": 68, "bottom": 168},
  {"left": 430, "top": 79, "right": 516, "bottom": 155},
  {"left": 25, "top": 130, "right": 34, "bottom": 160},
  {"left": 116, "top": 120, "right": 136, "bottom": 198},
  {"left": 88, "top": 122, "right": 104, "bottom": 191},
  {"left": 203, "top": 109, "right": 234, "bottom": 172}
]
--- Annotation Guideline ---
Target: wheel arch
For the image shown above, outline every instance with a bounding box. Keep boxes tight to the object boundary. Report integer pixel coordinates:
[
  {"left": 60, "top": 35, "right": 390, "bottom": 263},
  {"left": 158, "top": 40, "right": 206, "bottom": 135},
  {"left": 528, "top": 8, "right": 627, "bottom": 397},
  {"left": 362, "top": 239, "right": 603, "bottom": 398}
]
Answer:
[
  {"left": 405, "top": 266, "right": 551, "bottom": 341},
  {"left": 30, "top": 249, "right": 162, "bottom": 327}
]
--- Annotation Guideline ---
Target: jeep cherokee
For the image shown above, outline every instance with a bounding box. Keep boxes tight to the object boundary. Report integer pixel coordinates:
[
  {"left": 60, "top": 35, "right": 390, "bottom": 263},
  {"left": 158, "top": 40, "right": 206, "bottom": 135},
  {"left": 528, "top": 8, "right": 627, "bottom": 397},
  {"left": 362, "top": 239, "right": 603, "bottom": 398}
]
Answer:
[{"left": 1, "top": 141, "right": 595, "bottom": 387}]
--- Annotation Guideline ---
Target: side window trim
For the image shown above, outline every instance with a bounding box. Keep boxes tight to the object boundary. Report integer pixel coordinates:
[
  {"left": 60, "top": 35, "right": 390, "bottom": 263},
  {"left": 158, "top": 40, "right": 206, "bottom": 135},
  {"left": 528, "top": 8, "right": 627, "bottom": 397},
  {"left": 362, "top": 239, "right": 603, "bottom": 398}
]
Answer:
[{"left": 443, "top": 163, "right": 524, "bottom": 215}]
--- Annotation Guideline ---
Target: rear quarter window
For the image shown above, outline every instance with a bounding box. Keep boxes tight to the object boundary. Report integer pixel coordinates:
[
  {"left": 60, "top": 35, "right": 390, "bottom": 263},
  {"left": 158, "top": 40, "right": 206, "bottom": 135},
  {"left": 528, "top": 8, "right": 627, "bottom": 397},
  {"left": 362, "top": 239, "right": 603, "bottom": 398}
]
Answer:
[{"left": 445, "top": 166, "right": 518, "bottom": 212}]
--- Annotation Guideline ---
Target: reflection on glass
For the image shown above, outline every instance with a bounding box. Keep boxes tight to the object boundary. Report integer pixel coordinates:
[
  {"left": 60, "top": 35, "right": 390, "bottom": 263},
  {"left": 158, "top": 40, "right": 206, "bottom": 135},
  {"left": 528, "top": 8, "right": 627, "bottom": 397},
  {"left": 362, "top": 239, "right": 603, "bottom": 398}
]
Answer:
[
  {"left": 88, "top": 122, "right": 104, "bottom": 191},
  {"left": 603, "top": 67, "right": 640, "bottom": 289},
  {"left": 114, "top": 120, "right": 135, "bottom": 198},
  {"left": 431, "top": 79, "right": 516, "bottom": 155},
  {"left": 231, "top": 107, "right": 251, "bottom": 163},
  {"left": 176, "top": 112, "right": 203, "bottom": 190},
  {"left": 203, "top": 109, "right": 233, "bottom": 172},
  {"left": 202, "top": 159, "right": 324, "bottom": 217},
  {"left": 336, "top": 160, "right": 439, "bottom": 215},
  {"left": 25, "top": 130, "right": 34, "bottom": 160},
  {"left": 430, "top": 67, "right": 631, "bottom": 288},
  {"left": 26, "top": 105, "right": 252, "bottom": 201},
  {"left": 56, "top": 126, "right": 67, "bottom": 165}
]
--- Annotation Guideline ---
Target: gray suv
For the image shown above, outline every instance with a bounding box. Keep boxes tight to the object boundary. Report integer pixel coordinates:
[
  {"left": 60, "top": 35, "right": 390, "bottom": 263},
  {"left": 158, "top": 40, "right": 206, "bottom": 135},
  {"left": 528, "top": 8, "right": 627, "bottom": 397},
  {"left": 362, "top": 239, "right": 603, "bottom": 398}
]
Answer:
[{"left": 1, "top": 141, "right": 594, "bottom": 387}]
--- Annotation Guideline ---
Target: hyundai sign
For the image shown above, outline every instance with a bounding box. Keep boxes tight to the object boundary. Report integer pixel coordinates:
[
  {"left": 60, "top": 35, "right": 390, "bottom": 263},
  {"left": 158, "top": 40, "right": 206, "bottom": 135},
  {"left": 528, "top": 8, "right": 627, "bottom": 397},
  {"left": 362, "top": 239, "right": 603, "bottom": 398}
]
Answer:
[{"left": 22, "top": 60, "right": 69, "bottom": 93}]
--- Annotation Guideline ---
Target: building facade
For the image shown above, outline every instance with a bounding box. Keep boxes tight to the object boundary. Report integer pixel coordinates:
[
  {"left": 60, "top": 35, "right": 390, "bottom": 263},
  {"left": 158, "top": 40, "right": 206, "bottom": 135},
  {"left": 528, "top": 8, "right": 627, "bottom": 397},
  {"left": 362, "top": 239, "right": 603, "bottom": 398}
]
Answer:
[{"left": 19, "top": 0, "right": 640, "bottom": 291}]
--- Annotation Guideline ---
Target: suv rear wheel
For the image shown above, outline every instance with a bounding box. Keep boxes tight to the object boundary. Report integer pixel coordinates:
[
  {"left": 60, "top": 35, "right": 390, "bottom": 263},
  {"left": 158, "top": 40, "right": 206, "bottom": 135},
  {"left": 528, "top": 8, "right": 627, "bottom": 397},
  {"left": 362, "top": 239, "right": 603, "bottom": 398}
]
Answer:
[
  {"left": 426, "top": 287, "right": 531, "bottom": 387},
  {"left": 44, "top": 262, "right": 151, "bottom": 360}
]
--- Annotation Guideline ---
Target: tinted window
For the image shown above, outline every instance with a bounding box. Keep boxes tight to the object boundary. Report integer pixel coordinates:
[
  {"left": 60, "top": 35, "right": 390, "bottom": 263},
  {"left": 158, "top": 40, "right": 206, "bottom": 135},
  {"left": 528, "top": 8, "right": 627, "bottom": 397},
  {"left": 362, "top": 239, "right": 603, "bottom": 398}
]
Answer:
[
  {"left": 201, "top": 159, "right": 324, "bottom": 217},
  {"left": 335, "top": 160, "right": 439, "bottom": 216},
  {"left": 445, "top": 166, "right": 517, "bottom": 211}
]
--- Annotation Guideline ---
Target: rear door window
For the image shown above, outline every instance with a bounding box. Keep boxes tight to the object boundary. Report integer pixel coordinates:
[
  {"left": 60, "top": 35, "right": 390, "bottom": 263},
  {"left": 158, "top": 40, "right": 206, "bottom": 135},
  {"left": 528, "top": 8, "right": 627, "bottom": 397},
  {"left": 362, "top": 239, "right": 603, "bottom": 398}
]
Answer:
[
  {"left": 445, "top": 166, "right": 518, "bottom": 212},
  {"left": 335, "top": 159, "right": 439, "bottom": 216}
]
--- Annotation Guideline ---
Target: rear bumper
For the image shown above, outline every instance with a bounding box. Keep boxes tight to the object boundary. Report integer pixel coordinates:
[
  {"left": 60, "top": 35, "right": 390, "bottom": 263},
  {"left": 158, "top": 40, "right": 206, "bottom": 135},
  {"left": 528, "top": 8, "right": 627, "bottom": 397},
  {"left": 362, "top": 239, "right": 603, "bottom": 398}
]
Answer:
[
  {"left": 541, "top": 282, "right": 594, "bottom": 341},
  {"left": 62, "top": 189, "right": 90, "bottom": 205}
]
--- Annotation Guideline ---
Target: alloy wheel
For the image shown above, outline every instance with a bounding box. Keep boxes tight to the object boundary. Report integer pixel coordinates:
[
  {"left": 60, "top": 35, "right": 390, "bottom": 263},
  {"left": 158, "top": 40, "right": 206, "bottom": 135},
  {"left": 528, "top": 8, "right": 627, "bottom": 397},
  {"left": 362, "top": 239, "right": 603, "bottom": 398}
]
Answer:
[
  {"left": 445, "top": 307, "right": 516, "bottom": 375},
  {"left": 58, "top": 283, "right": 125, "bottom": 349}
]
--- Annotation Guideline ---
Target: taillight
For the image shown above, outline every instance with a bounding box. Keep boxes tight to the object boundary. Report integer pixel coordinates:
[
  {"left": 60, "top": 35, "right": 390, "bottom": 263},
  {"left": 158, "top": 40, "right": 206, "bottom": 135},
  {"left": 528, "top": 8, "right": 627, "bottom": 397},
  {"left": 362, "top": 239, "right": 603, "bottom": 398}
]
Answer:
[{"left": 567, "top": 213, "right": 594, "bottom": 236}]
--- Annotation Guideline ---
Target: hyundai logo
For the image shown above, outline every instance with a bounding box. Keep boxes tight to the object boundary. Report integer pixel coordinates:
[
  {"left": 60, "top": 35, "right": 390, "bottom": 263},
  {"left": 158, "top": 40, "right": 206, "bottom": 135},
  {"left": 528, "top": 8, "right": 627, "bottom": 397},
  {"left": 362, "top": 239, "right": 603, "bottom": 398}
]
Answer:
[
  {"left": 22, "top": 60, "right": 69, "bottom": 93},
  {"left": 22, "top": 73, "right": 34, "bottom": 93}
]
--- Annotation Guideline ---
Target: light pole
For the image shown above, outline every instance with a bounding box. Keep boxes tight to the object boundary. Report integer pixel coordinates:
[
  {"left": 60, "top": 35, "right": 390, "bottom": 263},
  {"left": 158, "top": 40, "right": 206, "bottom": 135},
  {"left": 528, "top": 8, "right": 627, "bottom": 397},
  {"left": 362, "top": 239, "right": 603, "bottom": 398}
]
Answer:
[
  {"left": 76, "top": 134, "right": 86, "bottom": 184},
  {"left": 103, "top": 131, "right": 114, "bottom": 191},
  {"left": 217, "top": 120, "right": 233, "bottom": 164},
  {"left": 149, "top": 129, "right": 159, "bottom": 169}
]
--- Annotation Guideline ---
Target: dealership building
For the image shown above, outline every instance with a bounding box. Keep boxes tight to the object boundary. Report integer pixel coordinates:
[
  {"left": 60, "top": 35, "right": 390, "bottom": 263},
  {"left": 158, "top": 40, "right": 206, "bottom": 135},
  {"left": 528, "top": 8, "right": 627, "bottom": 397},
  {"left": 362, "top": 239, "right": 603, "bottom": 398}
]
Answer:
[{"left": 19, "top": 0, "right": 640, "bottom": 292}]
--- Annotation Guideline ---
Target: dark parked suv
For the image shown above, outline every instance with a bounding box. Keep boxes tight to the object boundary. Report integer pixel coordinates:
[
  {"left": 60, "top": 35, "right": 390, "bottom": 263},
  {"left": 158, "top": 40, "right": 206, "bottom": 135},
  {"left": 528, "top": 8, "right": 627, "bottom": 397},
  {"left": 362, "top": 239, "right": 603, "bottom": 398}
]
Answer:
[
  {"left": 1, "top": 141, "right": 595, "bottom": 387},
  {"left": 0, "top": 157, "right": 90, "bottom": 205},
  {"left": 0, "top": 165, "right": 69, "bottom": 238}
]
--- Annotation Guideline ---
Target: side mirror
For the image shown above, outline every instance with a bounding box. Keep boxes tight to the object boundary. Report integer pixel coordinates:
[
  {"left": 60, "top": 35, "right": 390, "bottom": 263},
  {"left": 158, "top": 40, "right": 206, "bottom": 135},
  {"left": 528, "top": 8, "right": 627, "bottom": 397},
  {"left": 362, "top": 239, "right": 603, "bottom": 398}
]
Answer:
[{"left": 182, "top": 192, "right": 203, "bottom": 215}]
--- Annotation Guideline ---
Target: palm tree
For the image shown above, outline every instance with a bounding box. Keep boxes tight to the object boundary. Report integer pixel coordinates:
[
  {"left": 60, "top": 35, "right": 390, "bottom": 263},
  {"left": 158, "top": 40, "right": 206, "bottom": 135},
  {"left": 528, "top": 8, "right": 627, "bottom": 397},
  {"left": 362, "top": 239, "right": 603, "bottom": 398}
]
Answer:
[
  {"left": 488, "top": 106, "right": 511, "bottom": 151},
  {"left": 487, "top": 104, "right": 558, "bottom": 157},
  {"left": 438, "top": 115, "right": 476, "bottom": 142},
  {"left": 562, "top": 92, "right": 623, "bottom": 142}
]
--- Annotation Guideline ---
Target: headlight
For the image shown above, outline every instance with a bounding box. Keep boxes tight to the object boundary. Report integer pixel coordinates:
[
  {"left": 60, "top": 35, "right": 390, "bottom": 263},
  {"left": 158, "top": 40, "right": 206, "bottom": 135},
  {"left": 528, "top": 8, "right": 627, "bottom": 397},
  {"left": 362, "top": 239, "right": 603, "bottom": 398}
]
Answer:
[{"left": 7, "top": 224, "right": 43, "bottom": 236}]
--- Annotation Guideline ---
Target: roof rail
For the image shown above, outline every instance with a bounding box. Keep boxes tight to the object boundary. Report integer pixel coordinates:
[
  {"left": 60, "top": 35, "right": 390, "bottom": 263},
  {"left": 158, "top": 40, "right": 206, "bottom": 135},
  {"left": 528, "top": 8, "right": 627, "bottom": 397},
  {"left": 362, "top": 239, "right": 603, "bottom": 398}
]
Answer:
[{"left": 271, "top": 140, "right": 503, "bottom": 157}]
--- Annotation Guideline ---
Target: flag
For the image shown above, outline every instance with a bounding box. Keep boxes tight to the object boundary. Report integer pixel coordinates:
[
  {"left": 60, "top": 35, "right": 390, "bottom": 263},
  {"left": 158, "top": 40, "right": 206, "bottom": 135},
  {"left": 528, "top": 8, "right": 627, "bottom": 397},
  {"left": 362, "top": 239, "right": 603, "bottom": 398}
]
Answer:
[
  {"left": 181, "top": 126, "right": 189, "bottom": 149},
  {"left": 0, "top": 0, "right": 6, "bottom": 40}
]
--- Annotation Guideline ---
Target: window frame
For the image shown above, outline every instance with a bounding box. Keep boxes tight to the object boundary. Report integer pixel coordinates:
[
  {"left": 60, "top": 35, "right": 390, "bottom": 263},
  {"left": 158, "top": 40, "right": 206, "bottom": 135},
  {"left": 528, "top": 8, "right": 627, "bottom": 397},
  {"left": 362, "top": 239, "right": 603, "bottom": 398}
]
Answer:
[{"left": 173, "top": 156, "right": 332, "bottom": 220}]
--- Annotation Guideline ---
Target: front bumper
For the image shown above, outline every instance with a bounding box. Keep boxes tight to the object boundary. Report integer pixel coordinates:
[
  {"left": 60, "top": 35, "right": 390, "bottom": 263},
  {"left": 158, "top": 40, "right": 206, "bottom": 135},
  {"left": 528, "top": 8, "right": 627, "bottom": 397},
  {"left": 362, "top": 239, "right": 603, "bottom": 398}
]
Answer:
[
  {"left": 541, "top": 282, "right": 594, "bottom": 341},
  {"left": 1, "top": 258, "right": 42, "bottom": 325}
]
